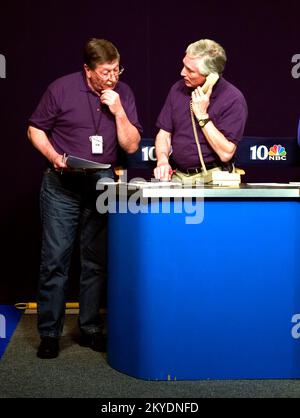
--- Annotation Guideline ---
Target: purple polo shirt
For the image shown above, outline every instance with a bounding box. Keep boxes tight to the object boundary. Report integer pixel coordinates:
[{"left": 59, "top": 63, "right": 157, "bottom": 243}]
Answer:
[
  {"left": 29, "top": 71, "right": 142, "bottom": 165},
  {"left": 156, "top": 77, "right": 248, "bottom": 170}
]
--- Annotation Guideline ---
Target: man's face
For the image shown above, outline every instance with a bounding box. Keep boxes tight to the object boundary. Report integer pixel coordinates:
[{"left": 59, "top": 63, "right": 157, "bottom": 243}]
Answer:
[
  {"left": 181, "top": 54, "right": 206, "bottom": 88},
  {"left": 84, "top": 60, "right": 121, "bottom": 92}
]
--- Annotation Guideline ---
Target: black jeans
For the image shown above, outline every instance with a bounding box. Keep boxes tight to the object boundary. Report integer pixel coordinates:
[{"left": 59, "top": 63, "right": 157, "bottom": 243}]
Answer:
[{"left": 37, "top": 168, "right": 113, "bottom": 338}]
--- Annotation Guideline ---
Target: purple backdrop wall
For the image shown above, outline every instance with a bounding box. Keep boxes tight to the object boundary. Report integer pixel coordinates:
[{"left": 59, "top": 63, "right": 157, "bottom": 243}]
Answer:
[{"left": 0, "top": 0, "right": 299, "bottom": 302}]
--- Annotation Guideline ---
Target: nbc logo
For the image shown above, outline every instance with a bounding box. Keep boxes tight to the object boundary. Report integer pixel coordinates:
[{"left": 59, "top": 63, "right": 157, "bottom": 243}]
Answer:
[
  {"left": 268, "top": 145, "right": 287, "bottom": 161},
  {"left": 250, "top": 144, "right": 287, "bottom": 161}
]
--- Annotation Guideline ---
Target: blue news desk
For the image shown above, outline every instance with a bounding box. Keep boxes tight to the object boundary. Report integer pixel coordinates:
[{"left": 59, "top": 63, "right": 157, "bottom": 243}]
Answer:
[{"left": 106, "top": 184, "right": 300, "bottom": 380}]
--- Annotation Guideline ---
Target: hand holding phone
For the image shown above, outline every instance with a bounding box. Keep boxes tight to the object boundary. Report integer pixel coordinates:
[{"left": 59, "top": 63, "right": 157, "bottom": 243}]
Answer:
[
  {"left": 201, "top": 72, "right": 219, "bottom": 94},
  {"left": 191, "top": 73, "right": 219, "bottom": 119}
]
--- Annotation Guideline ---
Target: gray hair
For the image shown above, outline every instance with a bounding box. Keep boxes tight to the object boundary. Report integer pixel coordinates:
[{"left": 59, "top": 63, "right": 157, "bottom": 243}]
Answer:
[{"left": 186, "top": 39, "right": 227, "bottom": 75}]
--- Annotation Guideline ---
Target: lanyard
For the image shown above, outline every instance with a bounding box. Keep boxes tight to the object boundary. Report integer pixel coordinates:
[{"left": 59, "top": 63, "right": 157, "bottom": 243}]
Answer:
[{"left": 87, "top": 92, "right": 103, "bottom": 135}]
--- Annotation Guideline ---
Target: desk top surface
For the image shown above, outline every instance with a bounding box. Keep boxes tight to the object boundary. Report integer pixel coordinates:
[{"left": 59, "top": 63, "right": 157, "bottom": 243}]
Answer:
[
  {"left": 193, "top": 184, "right": 300, "bottom": 198},
  {"left": 97, "top": 181, "right": 300, "bottom": 198}
]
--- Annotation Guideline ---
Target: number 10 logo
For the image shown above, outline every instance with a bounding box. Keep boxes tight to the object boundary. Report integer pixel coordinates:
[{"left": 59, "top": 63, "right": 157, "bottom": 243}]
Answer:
[{"left": 250, "top": 145, "right": 287, "bottom": 161}]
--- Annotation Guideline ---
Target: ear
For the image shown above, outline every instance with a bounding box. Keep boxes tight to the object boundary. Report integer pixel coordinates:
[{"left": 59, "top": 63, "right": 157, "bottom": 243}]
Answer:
[{"left": 84, "top": 64, "right": 92, "bottom": 79}]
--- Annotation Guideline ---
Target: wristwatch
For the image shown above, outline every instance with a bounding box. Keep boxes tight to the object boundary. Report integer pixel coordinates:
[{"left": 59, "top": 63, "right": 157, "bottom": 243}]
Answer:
[{"left": 198, "top": 117, "right": 211, "bottom": 128}]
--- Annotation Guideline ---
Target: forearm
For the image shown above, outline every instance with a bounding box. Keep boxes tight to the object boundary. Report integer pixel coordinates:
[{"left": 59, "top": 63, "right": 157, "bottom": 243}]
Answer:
[
  {"left": 27, "top": 126, "right": 66, "bottom": 168},
  {"left": 153, "top": 130, "right": 172, "bottom": 180},
  {"left": 155, "top": 133, "right": 171, "bottom": 165},
  {"left": 115, "top": 110, "right": 141, "bottom": 153},
  {"left": 191, "top": 85, "right": 237, "bottom": 162},
  {"left": 201, "top": 122, "right": 236, "bottom": 162},
  {"left": 27, "top": 126, "right": 58, "bottom": 162}
]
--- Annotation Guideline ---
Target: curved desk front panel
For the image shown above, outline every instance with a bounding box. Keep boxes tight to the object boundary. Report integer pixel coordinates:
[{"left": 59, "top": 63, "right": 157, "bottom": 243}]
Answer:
[{"left": 107, "top": 186, "right": 300, "bottom": 380}]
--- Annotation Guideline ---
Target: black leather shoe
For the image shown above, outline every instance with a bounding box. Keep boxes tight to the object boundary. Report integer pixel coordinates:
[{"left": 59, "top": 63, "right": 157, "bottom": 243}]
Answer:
[
  {"left": 37, "top": 336, "right": 59, "bottom": 359},
  {"left": 79, "top": 332, "right": 106, "bottom": 352}
]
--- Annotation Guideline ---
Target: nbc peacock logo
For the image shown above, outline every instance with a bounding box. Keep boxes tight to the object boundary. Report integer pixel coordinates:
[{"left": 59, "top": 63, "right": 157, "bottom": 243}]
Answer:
[
  {"left": 250, "top": 144, "right": 288, "bottom": 161},
  {"left": 268, "top": 145, "right": 287, "bottom": 161}
]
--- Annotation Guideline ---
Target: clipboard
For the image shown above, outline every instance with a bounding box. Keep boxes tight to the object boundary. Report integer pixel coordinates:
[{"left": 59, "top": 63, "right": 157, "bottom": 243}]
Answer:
[{"left": 66, "top": 155, "right": 111, "bottom": 170}]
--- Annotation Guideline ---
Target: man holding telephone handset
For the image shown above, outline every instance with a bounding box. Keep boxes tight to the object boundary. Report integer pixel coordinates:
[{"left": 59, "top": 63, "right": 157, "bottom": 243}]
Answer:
[{"left": 154, "top": 39, "right": 248, "bottom": 182}]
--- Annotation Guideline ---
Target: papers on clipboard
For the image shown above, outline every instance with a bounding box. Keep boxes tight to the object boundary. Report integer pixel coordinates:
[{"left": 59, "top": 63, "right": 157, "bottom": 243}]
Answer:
[{"left": 66, "top": 155, "right": 111, "bottom": 170}]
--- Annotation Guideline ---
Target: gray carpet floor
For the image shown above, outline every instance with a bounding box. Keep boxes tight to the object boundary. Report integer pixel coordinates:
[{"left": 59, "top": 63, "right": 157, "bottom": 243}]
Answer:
[{"left": 1, "top": 314, "right": 300, "bottom": 398}]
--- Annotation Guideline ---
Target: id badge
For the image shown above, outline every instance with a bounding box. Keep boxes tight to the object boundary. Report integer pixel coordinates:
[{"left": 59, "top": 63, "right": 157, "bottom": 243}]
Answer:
[{"left": 89, "top": 135, "right": 103, "bottom": 154}]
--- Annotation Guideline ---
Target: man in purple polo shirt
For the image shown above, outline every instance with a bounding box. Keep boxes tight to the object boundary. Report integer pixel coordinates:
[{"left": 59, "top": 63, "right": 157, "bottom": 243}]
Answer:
[
  {"left": 154, "top": 39, "right": 247, "bottom": 182},
  {"left": 28, "top": 38, "right": 142, "bottom": 359}
]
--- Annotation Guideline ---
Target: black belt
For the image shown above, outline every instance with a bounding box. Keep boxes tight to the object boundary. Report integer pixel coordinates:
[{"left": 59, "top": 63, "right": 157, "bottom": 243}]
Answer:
[{"left": 177, "top": 162, "right": 220, "bottom": 175}]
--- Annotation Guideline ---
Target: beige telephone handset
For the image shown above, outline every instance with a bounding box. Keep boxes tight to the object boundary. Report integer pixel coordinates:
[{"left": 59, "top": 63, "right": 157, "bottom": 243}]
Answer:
[{"left": 201, "top": 72, "right": 219, "bottom": 94}]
